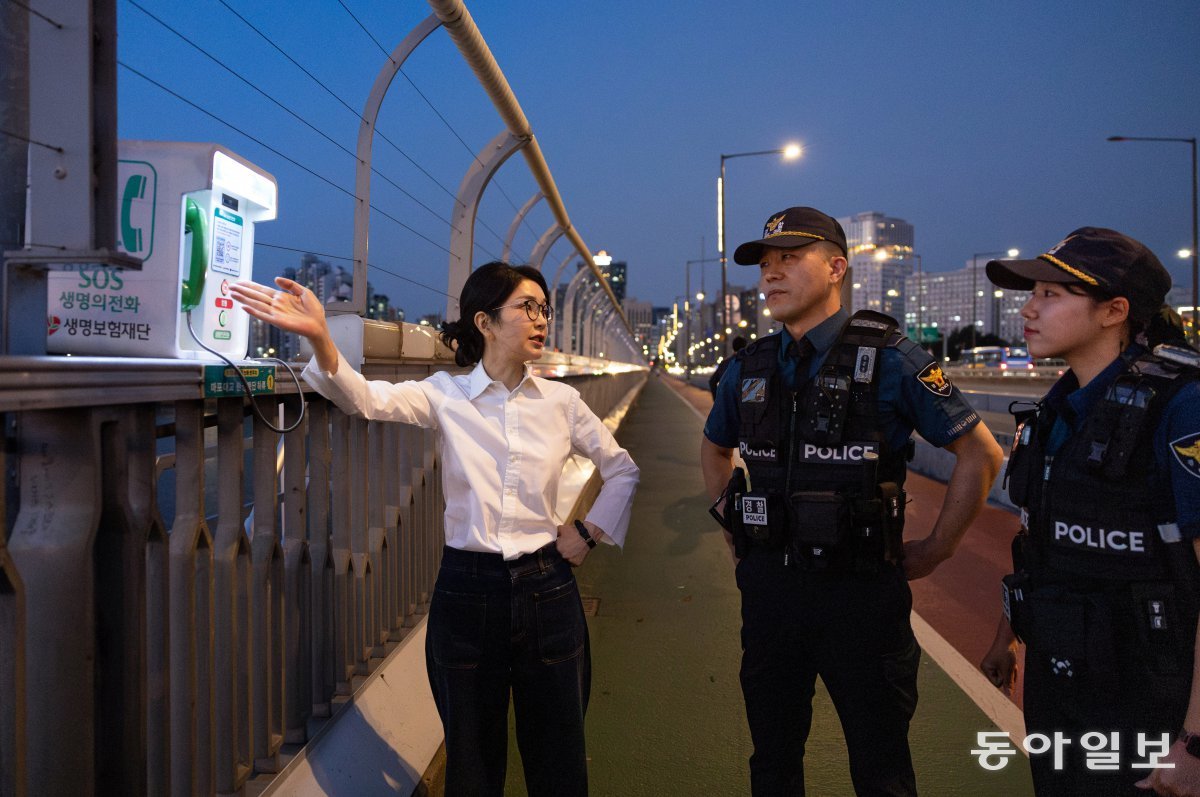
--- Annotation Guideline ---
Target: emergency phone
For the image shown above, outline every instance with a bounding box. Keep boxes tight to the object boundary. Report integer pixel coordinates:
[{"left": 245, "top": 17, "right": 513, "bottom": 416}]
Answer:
[{"left": 47, "top": 141, "right": 277, "bottom": 359}]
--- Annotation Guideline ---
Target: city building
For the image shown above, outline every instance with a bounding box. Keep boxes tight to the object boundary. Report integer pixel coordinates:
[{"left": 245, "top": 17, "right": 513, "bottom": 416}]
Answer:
[
  {"left": 622, "top": 298, "right": 654, "bottom": 347},
  {"left": 249, "top": 253, "right": 406, "bottom": 361},
  {"left": 905, "top": 260, "right": 1027, "bottom": 350},
  {"left": 839, "top": 211, "right": 914, "bottom": 318},
  {"left": 649, "top": 305, "right": 672, "bottom": 355},
  {"left": 736, "top": 286, "right": 760, "bottom": 342},
  {"left": 600, "top": 260, "right": 627, "bottom": 303},
  {"left": 366, "top": 290, "right": 403, "bottom": 324},
  {"left": 905, "top": 266, "right": 971, "bottom": 352},
  {"left": 841, "top": 211, "right": 914, "bottom": 254}
]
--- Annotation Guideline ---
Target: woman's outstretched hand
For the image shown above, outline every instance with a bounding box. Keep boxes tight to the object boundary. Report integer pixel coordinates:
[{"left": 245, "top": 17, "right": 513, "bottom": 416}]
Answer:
[
  {"left": 230, "top": 277, "right": 327, "bottom": 337},
  {"left": 230, "top": 277, "right": 339, "bottom": 372}
]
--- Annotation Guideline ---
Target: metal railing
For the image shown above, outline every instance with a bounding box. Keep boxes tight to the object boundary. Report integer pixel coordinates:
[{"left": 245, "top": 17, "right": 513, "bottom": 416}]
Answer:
[{"left": 0, "top": 354, "right": 645, "bottom": 795}]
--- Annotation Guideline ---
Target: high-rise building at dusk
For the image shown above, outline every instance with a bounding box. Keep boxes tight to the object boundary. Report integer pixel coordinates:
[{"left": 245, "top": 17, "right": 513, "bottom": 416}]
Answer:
[
  {"left": 839, "top": 211, "right": 914, "bottom": 319},
  {"left": 737, "top": 286, "right": 760, "bottom": 339},
  {"left": 602, "top": 260, "right": 627, "bottom": 303},
  {"left": 649, "top": 305, "right": 671, "bottom": 355},
  {"left": 622, "top": 298, "right": 654, "bottom": 346},
  {"left": 906, "top": 267, "right": 973, "bottom": 347},
  {"left": 366, "top": 287, "right": 404, "bottom": 324},
  {"left": 250, "top": 253, "right": 406, "bottom": 360},
  {"left": 842, "top": 212, "right": 914, "bottom": 253},
  {"left": 904, "top": 261, "right": 1027, "bottom": 347}
]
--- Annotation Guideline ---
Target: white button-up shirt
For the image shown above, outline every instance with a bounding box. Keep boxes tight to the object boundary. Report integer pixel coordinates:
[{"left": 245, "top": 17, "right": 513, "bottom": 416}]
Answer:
[{"left": 303, "top": 353, "right": 640, "bottom": 560}]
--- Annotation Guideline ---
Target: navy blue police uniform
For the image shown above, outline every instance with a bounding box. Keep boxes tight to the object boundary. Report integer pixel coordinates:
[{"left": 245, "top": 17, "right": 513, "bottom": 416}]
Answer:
[
  {"left": 1003, "top": 344, "right": 1200, "bottom": 796},
  {"left": 705, "top": 307, "right": 982, "bottom": 796}
]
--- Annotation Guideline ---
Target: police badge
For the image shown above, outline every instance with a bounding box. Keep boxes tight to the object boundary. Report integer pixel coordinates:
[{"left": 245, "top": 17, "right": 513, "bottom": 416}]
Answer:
[
  {"left": 916, "top": 361, "right": 953, "bottom": 397},
  {"left": 1171, "top": 432, "right": 1200, "bottom": 480}
]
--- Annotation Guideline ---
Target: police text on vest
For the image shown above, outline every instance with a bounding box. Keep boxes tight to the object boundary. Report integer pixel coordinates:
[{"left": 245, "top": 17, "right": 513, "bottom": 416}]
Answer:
[
  {"left": 800, "top": 442, "right": 879, "bottom": 462},
  {"left": 1053, "top": 521, "right": 1145, "bottom": 553}
]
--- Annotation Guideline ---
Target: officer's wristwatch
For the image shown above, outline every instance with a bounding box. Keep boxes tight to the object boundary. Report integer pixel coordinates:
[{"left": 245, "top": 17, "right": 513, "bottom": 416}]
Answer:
[
  {"left": 574, "top": 519, "right": 597, "bottom": 549},
  {"left": 1179, "top": 729, "right": 1200, "bottom": 759}
]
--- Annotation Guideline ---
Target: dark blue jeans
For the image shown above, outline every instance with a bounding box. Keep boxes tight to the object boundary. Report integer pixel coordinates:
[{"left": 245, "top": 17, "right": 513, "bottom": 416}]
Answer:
[{"left": 426, "top": 544, "right": 591, "bottom": 796}]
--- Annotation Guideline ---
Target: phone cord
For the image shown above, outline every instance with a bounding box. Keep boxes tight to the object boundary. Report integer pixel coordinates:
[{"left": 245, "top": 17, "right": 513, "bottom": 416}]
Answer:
[{"left": 185, "top": 310, "right": 307, "bottom": 434}]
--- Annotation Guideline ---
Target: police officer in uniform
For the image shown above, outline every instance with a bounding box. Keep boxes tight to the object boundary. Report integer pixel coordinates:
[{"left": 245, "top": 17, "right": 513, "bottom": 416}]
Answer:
[
  {"left": 979, "top": 228, "right": 1200, "bottom": 796},
  {"left": 701, "top": 206, "right": 1004, "bottom": 796}
]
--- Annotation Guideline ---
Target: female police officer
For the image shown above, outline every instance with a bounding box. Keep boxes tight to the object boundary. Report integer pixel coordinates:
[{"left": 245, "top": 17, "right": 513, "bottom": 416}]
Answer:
[
  {"left": 232, "top": 262, "right": 638, "bottom": 796},
  {"left": 979, "top": 228, "right": 1200, "bottom": 796}
]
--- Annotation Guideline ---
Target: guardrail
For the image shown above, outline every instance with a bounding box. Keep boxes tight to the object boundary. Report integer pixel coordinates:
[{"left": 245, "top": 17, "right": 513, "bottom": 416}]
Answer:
[
  {"left": 0, "top": 353, "right": 646, "bottom": 796},
  {"left": 942, "top": 365, "right": 1065, "bottom": 380}
]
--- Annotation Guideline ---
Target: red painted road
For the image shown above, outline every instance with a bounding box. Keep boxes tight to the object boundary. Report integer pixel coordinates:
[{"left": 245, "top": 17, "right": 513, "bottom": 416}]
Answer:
[{"left": 904, "top": 471, "right": 1026, "bottom": 709}]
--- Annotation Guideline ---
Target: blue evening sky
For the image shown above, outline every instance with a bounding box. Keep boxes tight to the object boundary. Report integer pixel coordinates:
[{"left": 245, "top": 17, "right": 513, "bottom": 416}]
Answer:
[{"left": 116, "top": 0, "right": 1200, "bottom": 320}]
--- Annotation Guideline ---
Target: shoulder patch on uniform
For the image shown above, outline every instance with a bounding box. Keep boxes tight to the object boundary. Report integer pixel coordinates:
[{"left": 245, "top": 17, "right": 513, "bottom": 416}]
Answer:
[
  {"left": 916, "top": 361, "right": 953, "bottom": 397},
  {"left": 741, "top": 377, "right": 767, "bottom": 403},
  {"left": 1171, "top": 432, "right": 1200, "bottom": 480}
]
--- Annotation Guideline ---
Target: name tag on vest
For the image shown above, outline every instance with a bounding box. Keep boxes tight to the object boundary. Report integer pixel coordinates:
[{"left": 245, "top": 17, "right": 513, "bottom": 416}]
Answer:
[{"left": 741, "top": 495, "right": 769, "bottom": 526}]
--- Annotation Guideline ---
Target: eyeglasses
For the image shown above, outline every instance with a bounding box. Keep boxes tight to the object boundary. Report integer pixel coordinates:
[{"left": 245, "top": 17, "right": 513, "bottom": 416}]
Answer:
[{"left": 492, "top": 299, "right": 554, "bottom": 322}]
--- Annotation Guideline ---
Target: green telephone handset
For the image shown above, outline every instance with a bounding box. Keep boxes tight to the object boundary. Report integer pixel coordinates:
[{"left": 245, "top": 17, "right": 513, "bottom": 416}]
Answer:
[
  {"left": 181, "top": 197, "right": 209, "bottom": 312},
  {"left": 120, "top": 174, "right": 146, "bottom": 253}
]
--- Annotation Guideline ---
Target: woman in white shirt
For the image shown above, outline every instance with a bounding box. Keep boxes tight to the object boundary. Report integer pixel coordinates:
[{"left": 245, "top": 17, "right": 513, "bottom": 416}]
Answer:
[{"left": 231, "top": 262, "right": 639, "bottom": 796}]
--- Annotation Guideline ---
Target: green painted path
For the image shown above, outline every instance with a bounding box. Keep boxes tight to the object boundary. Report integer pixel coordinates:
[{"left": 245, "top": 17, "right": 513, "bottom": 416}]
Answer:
[{"left": 507, "top": 376, "right": 1033, "bottom": 795}]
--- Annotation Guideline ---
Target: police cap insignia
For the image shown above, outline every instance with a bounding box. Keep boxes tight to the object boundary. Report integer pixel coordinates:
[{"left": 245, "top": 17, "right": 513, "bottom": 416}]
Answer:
[
  {"left": 741, "top": 377, "right": 767, "bottom": 403},
  {"left": 916, "top": 361, "right": 953, "bottom": 397},
  {"left": 1171, "top": 433, "right": 1200, "bottom": 480}
]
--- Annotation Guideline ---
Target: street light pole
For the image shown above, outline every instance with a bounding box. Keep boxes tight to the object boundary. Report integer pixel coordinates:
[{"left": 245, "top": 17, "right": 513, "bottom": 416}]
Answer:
[
  {"left": 685, "top": 257, "right": 719, "bottom": 373},
  {"left": 683, "top": 269, "right": 695, "bottom": 374},
  {"left": 671, "top": 295, "right": 686, "bottom": 368},
  {"left": 718, "top": 144, "right": 802, "bottom": 353},
  {"left": 970, "top": 248, "right": 1019, "bottom": 349},
  {"left": 912, "top": 253, "right": 923, "bottom": 345},
  {"left": 1108, "top": 135, "right": 1199, "bottom": 340}
]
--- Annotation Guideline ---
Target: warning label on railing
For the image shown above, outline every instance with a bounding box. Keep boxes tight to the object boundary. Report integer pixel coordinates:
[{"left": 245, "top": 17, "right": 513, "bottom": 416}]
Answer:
[{"left": 203, "top": 365, "right": 275, "bottom": 398}]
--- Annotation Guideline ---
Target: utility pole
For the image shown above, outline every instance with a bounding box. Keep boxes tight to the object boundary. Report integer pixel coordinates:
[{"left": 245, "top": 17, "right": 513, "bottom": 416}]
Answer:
[
  {"left": 0, "top": 0, "right": 30, "bottom": 335},
  {"left": 2, "top": 0, "right": 134, "bottom": 355}
]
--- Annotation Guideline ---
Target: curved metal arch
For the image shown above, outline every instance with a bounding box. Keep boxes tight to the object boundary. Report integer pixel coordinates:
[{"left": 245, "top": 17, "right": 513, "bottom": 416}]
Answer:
[
  {"left": 427, "top": 0, "right": 631, "bottom": 334},
  {"left": 546, "top": 250, "right": 576, "bottom": 351},
  {"left": 350, "top": 13, "right": 443, "bottom": 316},
  {"left": 550, "top": 250, "right": 576, "bottom": 299},
  {"left": 529, "top": 223, "right": 565, "bottom": 271},
  {"left": 559, "top": 266, "right": 596, "bottom": 356},
  {"left": 446, "top": 129, "right": 530, "bottom": 319},
  {"left": 502, "top": 191, "right": 543, "bottom": 262},
  {"left": 579, "top": 290, "right": 608, "bottom": 358}
]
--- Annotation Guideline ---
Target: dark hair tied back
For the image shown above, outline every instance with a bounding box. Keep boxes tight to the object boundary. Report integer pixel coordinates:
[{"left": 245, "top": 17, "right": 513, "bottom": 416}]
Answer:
[
  {"left": 1141, "top": 304, "right": 1191, "bottom": 350},
  {"left": 438, "top": 261, "right": 550, "bottom": 368},
  {"left": 439, "top": 318, "right": 479, "bottom": 368}
]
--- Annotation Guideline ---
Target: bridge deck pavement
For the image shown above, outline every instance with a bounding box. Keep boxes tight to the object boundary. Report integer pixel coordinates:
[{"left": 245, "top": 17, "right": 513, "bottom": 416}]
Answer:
[{"left": 502, "top": 374, "right": 1033, "bottom": 795}]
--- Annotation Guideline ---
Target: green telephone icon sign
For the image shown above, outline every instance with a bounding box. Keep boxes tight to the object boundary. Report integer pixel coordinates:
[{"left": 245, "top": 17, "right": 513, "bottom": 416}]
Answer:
[
  {"left": 116, "top": 161, "right": 155, "bottom": 258},
  {"left": 120, "top": 174, "right": 146, "bottom": 252}
]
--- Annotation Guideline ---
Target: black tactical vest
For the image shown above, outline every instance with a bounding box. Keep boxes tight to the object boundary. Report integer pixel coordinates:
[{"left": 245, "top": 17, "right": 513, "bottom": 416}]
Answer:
[
  {"left": 1007, "top": 350, "right": 1198, "bottom": 586},
  {"left": 735, "top": 311, "right": 908, "bottom": 569}
]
